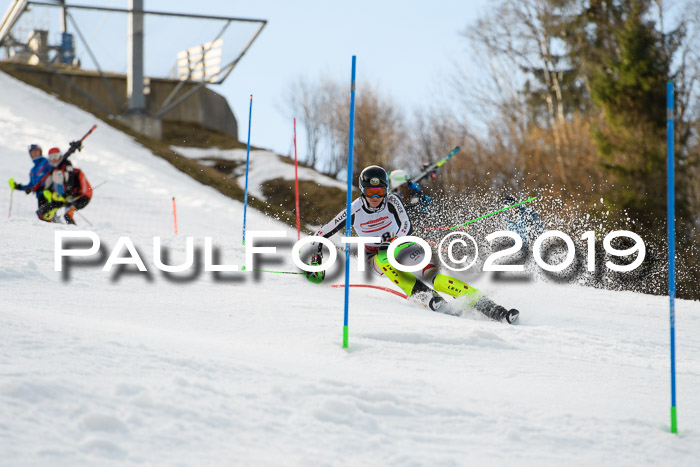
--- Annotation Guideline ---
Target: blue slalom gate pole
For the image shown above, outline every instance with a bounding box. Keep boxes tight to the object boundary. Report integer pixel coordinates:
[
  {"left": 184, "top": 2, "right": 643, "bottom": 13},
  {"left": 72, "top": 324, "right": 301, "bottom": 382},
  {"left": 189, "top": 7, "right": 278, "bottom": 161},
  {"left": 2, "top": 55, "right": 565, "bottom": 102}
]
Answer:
[
  {"left": 667, "top": 81, "right": 677, "bottom": 434},
  {"left": 343, "top": 56, "right": 357, "bottom": 349},
  {"left": 242, "top": 95, "right": 253, "bottom": 245}
]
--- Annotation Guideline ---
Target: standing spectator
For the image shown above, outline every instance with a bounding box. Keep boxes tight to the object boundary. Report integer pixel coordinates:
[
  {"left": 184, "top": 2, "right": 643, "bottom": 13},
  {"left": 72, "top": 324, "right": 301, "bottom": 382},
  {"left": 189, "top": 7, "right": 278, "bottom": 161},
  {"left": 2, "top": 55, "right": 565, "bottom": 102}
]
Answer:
[{"left": 8, "top": 144, "right": 52, "bottom": 214}]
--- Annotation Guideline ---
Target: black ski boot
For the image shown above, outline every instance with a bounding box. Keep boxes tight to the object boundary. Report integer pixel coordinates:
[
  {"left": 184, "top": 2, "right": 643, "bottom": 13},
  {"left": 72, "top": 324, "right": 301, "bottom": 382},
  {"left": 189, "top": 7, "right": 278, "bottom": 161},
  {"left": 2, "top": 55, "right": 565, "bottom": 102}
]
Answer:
[
  {"left": 474, "top": 297, "right": 518, "bottom": 324},
  {"left": 428, "top": 295, "right": 448, "bottom": 312},
  {"left": 411, "top": 280, "right": 450, "bottom": 313}
]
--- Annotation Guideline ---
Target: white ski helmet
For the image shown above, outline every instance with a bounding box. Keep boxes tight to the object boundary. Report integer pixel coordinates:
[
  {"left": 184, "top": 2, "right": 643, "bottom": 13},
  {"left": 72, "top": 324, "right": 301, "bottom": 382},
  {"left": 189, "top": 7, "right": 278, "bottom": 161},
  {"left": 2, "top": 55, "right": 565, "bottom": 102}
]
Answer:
[{"left": 389, "top": 169, "right": 408, "bottom": 190}]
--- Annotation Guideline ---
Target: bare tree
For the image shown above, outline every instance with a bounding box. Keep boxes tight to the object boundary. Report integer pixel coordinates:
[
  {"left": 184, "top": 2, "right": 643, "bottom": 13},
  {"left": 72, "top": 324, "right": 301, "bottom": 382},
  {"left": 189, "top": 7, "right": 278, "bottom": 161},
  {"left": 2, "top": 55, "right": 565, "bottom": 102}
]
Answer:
[
  {"left": 284, "top": 77, "right": 326, "bottom": 168},
  {"left": 285, "top": 74, "right": 409, "bottom": 178},
  {"left": 460, "top": 0, "right": 587, "bottom": 184}
]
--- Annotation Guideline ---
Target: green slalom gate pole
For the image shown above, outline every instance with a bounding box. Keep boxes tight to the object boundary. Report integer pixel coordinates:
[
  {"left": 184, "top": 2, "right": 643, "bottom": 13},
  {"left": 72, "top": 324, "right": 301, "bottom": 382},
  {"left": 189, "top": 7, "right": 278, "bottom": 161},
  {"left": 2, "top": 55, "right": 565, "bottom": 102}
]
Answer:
[
  {"left": 343, "top": 56, "right": 357, "bottom": 349},
  {"left": 449, "top": 196, "right": 538, "bottom": 230}
]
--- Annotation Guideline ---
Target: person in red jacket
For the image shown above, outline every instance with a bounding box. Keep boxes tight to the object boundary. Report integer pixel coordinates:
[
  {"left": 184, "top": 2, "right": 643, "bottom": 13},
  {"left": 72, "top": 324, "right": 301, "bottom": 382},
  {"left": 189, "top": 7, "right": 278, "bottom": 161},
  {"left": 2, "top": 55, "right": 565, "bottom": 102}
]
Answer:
[{"left": 36, "top": 147, "right": 92, "bottom": 224}]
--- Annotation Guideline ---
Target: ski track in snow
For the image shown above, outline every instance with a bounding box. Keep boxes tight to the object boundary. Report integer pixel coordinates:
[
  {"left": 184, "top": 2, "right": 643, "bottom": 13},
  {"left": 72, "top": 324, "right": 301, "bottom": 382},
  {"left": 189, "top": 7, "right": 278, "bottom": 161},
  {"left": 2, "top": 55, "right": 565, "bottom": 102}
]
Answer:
[{"left": 1, "top": 71, "right": 700, "bottom": 466}]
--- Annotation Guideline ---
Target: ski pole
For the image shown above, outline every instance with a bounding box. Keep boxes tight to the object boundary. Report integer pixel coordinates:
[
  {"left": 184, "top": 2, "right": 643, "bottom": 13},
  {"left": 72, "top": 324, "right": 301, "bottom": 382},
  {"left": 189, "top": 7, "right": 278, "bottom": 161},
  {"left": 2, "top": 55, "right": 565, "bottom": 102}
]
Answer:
[
  {"left": 92, "top": 180, "right": 109, "bottom": 190},
  {"left": 76, "top": 211, "right": 93, "bottom": 226},
  {"left": 8, "top": 178, "right": 15, "bottom": 218}
]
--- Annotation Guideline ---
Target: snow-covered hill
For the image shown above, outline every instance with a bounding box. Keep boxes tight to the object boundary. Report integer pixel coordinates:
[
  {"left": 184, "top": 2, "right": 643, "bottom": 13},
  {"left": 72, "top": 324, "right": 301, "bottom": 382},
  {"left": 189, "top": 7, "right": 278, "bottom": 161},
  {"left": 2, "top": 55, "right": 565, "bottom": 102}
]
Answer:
[
  {"left": 1, "top": 71, "right": 700, "bottom": 466},
  {"left": 173, "top": 146, "right": 347, "bottom": 201}
]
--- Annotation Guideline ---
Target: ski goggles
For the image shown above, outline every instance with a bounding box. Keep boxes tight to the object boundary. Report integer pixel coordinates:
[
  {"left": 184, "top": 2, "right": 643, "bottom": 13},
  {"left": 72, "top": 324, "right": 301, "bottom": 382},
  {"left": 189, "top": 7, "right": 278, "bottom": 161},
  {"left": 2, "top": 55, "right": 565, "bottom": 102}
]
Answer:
[
  {"left": 47, "top": 149, "right": 62, "bottom": 163},
  {"left": 363, "top": 186, "right": 387, "bottom": 198}
]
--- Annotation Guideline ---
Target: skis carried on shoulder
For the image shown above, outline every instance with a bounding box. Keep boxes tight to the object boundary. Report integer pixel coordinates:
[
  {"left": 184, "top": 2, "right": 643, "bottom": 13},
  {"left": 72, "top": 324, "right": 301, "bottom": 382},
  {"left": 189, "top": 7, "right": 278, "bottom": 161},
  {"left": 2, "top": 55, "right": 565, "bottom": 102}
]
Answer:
[
  {"left": 56, "top": 124, "right": 97, "bottom": 168},
  {"left": 31, "top": 125, "right": 98, "bottom": 195}
]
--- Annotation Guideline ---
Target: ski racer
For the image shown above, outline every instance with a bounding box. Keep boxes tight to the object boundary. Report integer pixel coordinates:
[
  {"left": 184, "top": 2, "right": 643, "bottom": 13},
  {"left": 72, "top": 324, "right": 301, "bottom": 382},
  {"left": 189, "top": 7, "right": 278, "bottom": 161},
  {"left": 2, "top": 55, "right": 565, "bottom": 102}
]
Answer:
[
  {"left": 8, "top": 144, "right": 52, "bottom": 211},
  {"left": 36, "top": 145, "right": 92, "bottom": 224},
  {"left": 304, "top": 165, "right": 519, "bottom": 324},
  {"left": 389, "top": 169, "right": 432, "bottom": 216},
  {"left": 503, "top": 194, "right": 545, "bottom": 248}
]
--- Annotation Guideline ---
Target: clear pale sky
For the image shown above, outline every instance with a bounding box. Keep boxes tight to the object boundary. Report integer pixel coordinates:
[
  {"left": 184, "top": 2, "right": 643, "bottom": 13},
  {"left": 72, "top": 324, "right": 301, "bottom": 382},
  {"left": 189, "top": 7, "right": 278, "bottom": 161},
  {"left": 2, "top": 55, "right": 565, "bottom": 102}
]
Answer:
[{"left": 2, "top": 0, "right": 489, "bottom": 159}]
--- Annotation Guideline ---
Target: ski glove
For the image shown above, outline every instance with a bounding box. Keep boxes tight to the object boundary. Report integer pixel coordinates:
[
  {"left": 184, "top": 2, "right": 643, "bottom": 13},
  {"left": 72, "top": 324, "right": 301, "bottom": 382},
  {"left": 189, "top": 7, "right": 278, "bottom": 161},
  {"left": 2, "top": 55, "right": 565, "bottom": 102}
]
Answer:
[
  {"left": 305, "top": 253, "right": 325, "bottom": 284},
  {"left": 408, "top": 182, "right": 421, "bottom": 193},
  {"left": 381, "top": 232, "right": 397, "bottom": 243},
  {"left": 379, "top": 232, "right": 397, "bottom": 250},
  {"left": 8, "top": 178, "right": 30, "bottom": 193},
  {"left": 70, "top": 140, "right": 83, "bottom": 152}
]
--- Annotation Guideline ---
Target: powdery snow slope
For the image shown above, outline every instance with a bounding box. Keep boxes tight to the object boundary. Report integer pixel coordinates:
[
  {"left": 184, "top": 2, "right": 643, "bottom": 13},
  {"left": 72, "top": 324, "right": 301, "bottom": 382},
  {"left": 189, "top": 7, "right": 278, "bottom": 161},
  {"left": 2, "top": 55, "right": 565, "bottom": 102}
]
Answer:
[{"left": 1, "top": 71, "right": 700, "bottom": 467}]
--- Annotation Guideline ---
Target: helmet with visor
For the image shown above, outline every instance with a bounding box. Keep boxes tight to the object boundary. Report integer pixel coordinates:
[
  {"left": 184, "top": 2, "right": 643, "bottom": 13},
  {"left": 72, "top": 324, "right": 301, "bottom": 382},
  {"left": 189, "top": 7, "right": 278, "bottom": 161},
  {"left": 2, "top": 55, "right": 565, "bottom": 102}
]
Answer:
[{"left": 359, "top": 165, "right": 388, "bottom": 199}]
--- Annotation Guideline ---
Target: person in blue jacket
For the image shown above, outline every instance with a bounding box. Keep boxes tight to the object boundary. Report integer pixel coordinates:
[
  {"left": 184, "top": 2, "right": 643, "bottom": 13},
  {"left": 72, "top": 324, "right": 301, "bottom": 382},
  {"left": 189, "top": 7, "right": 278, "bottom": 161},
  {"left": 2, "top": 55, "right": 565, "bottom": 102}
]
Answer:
[
  {"left": 9, "top": 144, "right": 53, "bottom": 212},
  {"left": 503, "top": 194, "right": 545, "bottom": 248}
]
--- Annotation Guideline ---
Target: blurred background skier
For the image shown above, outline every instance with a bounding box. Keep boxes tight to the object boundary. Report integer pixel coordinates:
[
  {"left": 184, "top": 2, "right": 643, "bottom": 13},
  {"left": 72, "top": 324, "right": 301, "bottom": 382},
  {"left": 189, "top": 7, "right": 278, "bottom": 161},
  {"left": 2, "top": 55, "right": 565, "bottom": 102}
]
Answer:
[
  {"left": 389, "top": 168, "right": 433, "bottom": 217},
  {"left": 503, "top": 194, "right": 545, "bottom": 249},
  {"left": 8, "top": 143, "right": 52, "bottom": 213},
  {"left": 36, "top": 144, "right": 92, "bottom": 224}
]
